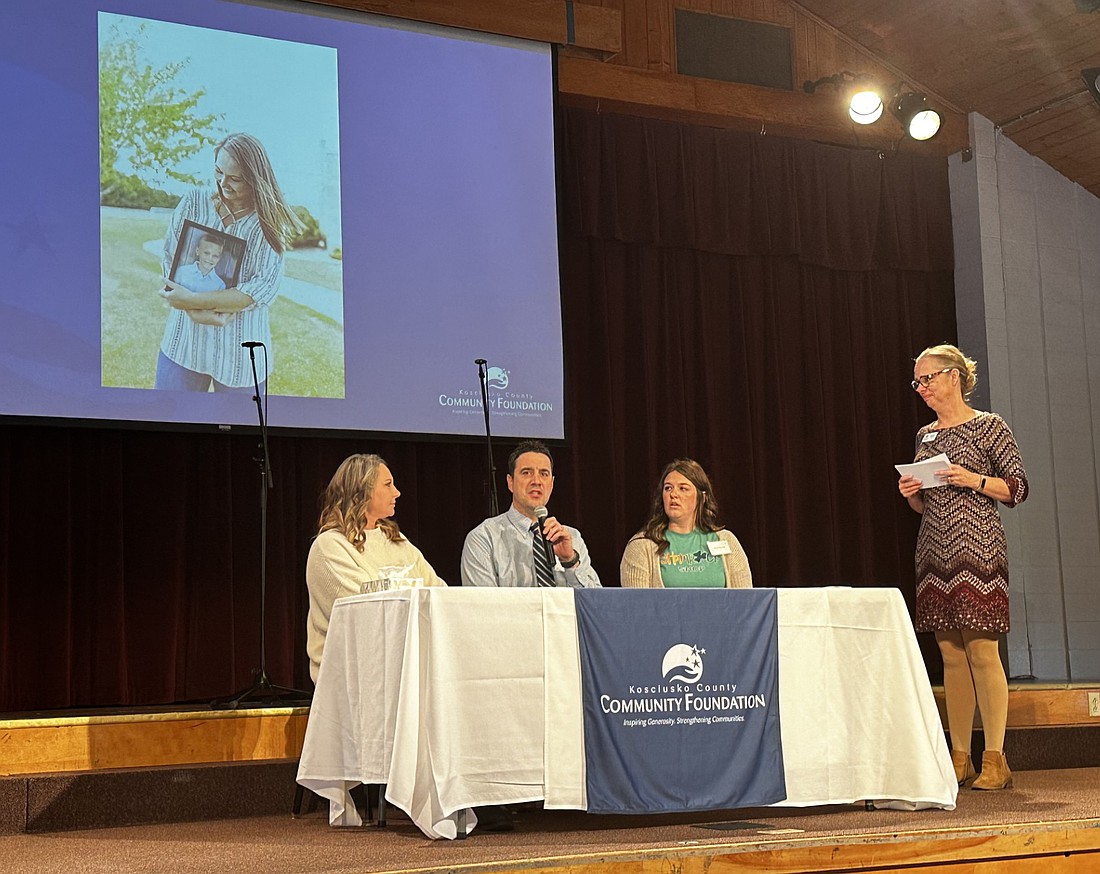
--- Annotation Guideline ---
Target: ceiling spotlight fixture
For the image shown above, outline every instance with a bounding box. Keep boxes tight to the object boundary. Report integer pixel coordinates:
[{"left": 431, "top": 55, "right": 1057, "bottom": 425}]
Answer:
[
  {"left": 804, "top": 73, "right": 885, "bottom": 126},
  {"left": 892, "top": 92, "right": 942, "bottom": 141},
  {"left": 848, "top": 90, "right": 884, "bottom": 125},
  {"left": 805, "top": 73, "right": 943, "bottom": 141}
]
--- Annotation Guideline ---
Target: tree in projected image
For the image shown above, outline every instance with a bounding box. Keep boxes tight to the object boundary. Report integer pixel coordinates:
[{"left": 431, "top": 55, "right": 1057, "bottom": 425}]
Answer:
[{"left": 98, "top": 22, "right": 223, "bottom": 204}]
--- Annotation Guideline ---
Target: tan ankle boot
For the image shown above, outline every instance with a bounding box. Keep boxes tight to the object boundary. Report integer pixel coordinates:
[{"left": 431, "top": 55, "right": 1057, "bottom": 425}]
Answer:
[
  {"left": 951, "top": 748, "right": 976, "bottom": 785},
  {"left": 971, "top": 750, "right": 1012, "bottom": 790}
]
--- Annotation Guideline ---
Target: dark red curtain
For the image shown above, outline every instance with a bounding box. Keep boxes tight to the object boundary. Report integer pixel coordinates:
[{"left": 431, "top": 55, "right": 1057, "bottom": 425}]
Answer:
[{"left": 0, "top": 107, "right": 956, "bottom": 712}]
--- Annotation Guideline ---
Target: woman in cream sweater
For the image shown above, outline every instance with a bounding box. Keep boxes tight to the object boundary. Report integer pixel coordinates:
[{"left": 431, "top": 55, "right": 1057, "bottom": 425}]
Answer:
[
  {"left": 620, "top": 458, "right": 751, "bottom": 589},
  {"left": 305, "top": 454, "right": 445, "bottom": 681}
]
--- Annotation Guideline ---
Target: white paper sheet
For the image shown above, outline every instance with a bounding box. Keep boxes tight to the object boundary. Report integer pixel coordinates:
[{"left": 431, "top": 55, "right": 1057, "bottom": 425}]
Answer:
[{"left": 895, "top": 453, "right": 950, "bottom": 488}]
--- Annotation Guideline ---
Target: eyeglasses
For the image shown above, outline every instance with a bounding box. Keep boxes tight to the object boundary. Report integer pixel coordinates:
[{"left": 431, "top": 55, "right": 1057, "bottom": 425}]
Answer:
[{"left": 911, "top": 368, "right": 953, "bottom": 391}]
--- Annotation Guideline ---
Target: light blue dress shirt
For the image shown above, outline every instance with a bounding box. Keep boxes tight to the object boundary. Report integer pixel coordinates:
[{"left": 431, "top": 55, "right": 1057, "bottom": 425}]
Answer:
[{"left": 460, "top": 505, "right": 601, "bottom": 588}]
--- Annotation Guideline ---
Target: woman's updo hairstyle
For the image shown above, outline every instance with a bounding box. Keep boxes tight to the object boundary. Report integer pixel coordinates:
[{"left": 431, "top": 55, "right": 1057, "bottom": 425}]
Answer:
[{"left": 917, "top": 343, "right": 978, "bottom": 401}]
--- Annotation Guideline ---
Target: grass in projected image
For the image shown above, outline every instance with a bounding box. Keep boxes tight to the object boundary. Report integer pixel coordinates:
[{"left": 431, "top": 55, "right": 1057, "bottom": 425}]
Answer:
[{"left": 100, "top": 207, "right": 344, "bottom": 397}]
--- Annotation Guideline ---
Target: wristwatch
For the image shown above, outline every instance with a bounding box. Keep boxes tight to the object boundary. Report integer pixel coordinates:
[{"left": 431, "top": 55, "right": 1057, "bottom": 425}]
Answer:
[{"left": 560, "top": 552, "right": 580, "bottom": 569}]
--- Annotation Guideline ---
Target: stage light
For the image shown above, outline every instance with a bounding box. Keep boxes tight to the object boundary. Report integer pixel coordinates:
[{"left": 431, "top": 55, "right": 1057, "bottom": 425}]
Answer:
[
  {"left": 892, "top": 92, "right": 942, "bottom": 141},
  {"left": 848, "top": 90, "right": 883, "bottom": 125},
  {"left": 804, "top": 74, "right": 942, "bottom": 141}
]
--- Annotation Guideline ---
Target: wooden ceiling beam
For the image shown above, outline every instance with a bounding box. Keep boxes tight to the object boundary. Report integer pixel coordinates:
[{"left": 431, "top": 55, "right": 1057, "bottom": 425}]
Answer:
[
  {"left": 786, "top": 0, "right": 963, "bottom": 113},
  {"left": 557, "top": 55, "right": 968, "bottom": 156},
  {"left": 299, "top": 0, "right": 621, "bottom": 54}
]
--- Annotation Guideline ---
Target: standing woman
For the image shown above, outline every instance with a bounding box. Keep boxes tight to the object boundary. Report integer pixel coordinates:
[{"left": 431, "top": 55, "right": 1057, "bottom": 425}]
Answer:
[
  {"left": 305, "top": 454, "right": 445, "bottom": 682},
  {"left": 156, "top": 132, "right": 302, "bottom": 391},
  {"left": 897, "top": 345, "right": 1028, "bottom": 790},
  {"left": 620, "top": 458, "right": 752, "bottom": 588}
]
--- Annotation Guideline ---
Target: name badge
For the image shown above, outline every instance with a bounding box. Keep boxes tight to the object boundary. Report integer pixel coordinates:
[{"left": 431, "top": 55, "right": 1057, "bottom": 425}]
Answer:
[
  {"left": 922, "top": 432, "right": 938, "bottom": 443},
  {"left": 707, "top": 540, "right": 731, "bottom": 556}
]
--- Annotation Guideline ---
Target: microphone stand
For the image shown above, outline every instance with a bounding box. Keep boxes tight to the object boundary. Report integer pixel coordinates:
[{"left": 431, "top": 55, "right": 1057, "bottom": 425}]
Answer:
[
  {"left": 475, "top": 359, "right": 499, "bottom": 517},
  {"left": 212, "top": 344, "right": 311, "bottom": 709}
]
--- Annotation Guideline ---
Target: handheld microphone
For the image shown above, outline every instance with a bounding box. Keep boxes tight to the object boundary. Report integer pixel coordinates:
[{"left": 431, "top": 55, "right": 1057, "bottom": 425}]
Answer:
[
  {"left": 242, "top": 341, "right": 264, "bottom": 349},
  {"left": 533, "top": 505, "right": 555, "bottom": 566}
]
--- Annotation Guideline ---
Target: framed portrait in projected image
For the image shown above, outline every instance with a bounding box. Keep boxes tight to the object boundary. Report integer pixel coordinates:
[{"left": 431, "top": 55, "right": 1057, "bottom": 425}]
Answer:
[{"left": 166, "top": 220, "right": 245, "bottom": 294}]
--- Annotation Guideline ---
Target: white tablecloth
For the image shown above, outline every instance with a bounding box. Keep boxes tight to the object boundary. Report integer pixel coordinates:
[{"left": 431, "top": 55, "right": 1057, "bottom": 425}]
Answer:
[{"left": 297, "top": 587, "right": 956, "bottom": 838}]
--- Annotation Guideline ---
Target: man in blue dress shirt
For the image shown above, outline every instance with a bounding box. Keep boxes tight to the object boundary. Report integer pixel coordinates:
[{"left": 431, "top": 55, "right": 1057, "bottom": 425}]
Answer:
[{"left": 460, "top": 440, "right": 601, "bottom": 588}]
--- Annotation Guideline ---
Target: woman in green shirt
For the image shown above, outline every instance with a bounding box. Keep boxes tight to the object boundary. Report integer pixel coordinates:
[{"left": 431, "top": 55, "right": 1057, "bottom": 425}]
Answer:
[{"left": 620, "top": 458, "right": 752, "bottom": 588}]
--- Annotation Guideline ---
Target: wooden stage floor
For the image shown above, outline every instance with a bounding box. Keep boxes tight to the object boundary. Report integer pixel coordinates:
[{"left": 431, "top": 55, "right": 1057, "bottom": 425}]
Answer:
[
  {"left": 1, "top": 766, "right": 1099, "bottom": 874},
  {"left": 1, "top": 686, "right": 1098, "bottom": 873}
]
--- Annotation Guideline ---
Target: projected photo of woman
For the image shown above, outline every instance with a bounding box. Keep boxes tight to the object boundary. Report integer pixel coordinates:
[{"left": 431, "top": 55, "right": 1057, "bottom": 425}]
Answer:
[{"left": 155, "top": 132, "right": 302, "bottom": 392}]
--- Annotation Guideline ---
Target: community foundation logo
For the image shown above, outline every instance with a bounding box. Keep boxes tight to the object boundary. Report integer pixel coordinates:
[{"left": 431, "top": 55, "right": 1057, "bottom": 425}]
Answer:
[
  {"left": 661, "top": 643, "right": 704, "bottom": 684},
  {"left": 437, "top": 361, "right": 555, "bottom": 419},
  {"left": 596, "top": 636, "right": 767, "bottom": 728}
]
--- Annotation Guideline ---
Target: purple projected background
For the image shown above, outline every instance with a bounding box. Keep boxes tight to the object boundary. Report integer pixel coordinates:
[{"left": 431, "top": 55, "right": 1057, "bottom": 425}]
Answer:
[{"left": 0, "top": 0, "right": 563, "bottom": 438}]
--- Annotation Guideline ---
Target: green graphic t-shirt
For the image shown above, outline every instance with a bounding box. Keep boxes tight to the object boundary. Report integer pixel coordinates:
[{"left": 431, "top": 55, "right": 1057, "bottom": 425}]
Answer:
[{"left": 658, "top": 529, "right": 727, "bottom": 588}]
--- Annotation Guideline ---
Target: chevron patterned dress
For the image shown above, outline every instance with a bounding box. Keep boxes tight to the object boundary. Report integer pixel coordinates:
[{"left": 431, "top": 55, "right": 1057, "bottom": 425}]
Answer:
[{"left": 913, "top": 411, "right": 1029, "bottom": 632}]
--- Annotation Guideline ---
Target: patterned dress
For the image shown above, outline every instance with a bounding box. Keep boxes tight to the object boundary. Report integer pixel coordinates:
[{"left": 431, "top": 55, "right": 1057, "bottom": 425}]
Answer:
[{"left": 913, "top": 411, "right": 1028, "bottom": 632}]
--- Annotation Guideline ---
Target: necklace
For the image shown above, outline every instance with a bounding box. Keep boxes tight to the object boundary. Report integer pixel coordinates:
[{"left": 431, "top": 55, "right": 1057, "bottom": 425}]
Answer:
[{"left": 216, "top": 196, "right": 253, "bottom": 225}]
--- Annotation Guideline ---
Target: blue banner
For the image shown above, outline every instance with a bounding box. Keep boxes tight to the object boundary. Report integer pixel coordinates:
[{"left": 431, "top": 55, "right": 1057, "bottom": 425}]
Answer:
[{"left": 575, "top": 588, "right": 785, "bottom": 813}]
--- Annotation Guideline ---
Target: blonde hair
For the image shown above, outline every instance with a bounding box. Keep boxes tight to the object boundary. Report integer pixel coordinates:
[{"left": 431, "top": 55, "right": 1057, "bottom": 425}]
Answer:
[
  {"left": 214, "top": 133, "right": 303, "bottom": 255},
  {"left": 318, "top": 454, "right": 402, "bottom": 548},
  {"left": 917, "top": 343, "right": 978, "bottom": 400}
]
